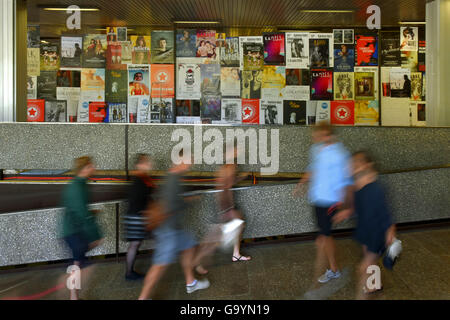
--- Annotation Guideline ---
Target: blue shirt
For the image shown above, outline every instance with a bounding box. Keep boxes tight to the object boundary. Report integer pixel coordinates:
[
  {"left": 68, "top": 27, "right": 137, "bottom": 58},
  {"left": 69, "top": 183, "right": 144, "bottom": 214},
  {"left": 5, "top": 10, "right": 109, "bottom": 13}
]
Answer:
[{"left": 307, "top": 142, "right": 353, "bottom": 206}]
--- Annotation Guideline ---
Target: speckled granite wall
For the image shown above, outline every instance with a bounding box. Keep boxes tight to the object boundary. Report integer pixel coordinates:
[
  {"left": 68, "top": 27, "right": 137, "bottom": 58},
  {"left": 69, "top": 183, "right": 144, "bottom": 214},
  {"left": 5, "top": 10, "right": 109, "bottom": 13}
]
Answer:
[
  {"left": 0, "top": 123, "right": 448, "bottom": 173},
  {"left": 0, "top": 123, "right": 126, "bottom": 170},
  {"left": 1, "top": 168, "right": 448, "bottom": 267}
]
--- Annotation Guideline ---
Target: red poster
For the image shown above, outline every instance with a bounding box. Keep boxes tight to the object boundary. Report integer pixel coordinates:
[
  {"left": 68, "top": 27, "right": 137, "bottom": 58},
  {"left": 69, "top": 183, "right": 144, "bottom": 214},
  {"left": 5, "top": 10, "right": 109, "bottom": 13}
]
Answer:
[
  {"left": 242, "top": 99, "right": 260, "bottom": 124},
  {"left": 89, "top": 102, "right": 107, "bottom": 122},
  {"left": 151, "top": 64, "right": 175, "bottom": 98},
  {"left": 331, "top": 101, "right": 354, "bottom": 125},
  {"left": 27, "top": 99, "right": 45, "bottom": 122}
]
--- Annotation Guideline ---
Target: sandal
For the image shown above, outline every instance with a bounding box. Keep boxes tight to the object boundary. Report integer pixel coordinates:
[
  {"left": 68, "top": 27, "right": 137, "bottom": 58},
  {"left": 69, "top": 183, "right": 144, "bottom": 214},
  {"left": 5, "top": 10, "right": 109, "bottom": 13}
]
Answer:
[{"left": 232, "top": 255, "right": 251, "bottom": 262}]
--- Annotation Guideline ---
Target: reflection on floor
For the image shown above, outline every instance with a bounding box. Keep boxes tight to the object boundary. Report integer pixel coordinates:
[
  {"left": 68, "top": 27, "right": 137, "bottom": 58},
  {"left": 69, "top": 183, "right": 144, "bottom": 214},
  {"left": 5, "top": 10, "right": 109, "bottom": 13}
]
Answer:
[{"left": 0, "top": 227, "right": 449, "bottom": 300}]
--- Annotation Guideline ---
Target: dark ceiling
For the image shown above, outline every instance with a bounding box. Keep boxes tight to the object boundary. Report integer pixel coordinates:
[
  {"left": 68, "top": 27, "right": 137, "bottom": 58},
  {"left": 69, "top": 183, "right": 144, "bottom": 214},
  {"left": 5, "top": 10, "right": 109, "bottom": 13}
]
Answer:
[{"left": 27, "top": 0, "right": 427, "bottom": 37}]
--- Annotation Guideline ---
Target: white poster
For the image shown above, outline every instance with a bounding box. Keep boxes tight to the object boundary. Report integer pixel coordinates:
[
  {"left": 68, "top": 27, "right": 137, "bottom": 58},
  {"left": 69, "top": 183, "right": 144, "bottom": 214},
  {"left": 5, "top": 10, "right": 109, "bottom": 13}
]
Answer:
[
  {"left": 381, "top": 98, "right": 410, "bottom": 126},
  {"left": 354, "top": 66, "right": 379, "bottom": 100},
  {"left": 221, "top": 98, "right": 242, "bottom": 123},
  {"left": 313, "top": 101, "right": 331, "bottom": 124},
  {"left": 400, "top": 27, "right": 418, "bottom": 52},
  {"left": 56, "top": 87, "right": 81, "bottom": 101},
  {"left": 176, "top": 116, "right": 202, "bottom": 124},
  {"left": 67, "top": 100, "right": 78, "bottom": 122},
  {"left": 27, "top": 76, "right": 37, "bottom": 99},
  {"left": 220, "top": 67, "right": 241, "bottom": 97},
  {"left": 260, "top": 100, "right": 283, "bottom": 124},
  {"left": 136, "top": 96, "right": 151, "bottom": 123},
  {"left": 77, "top": 99, "right": 90, "bottom": 122},
  {"left": 281, "top": 85, "right": 310, "bottom": 100},
  {"left": 285, "top": 33, "right": 309, "bottom": 68},
  {"left": 390, "top": 68, "right": 411, "bottom": 98},
  {"left": 177, "top": 63, "right": 201, "bottom": 99},
  {"left": 306, "top": 101, "right": 317, "bottom": 125},
  {"left": 239, "top": 36, "right": 263, "bottom": 70}
]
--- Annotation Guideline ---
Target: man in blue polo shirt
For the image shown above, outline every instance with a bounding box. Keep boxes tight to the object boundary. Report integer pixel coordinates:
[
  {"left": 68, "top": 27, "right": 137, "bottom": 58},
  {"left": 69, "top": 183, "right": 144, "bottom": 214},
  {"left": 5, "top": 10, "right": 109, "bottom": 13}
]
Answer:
[{"left": 294, "top": 122, "right": 353, "bottom": 284}]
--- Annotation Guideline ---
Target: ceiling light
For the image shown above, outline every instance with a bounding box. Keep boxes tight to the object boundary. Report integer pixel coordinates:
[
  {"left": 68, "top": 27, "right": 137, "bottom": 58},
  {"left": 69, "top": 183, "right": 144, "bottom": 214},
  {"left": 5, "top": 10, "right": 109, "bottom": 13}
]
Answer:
[
  {"left": 43, "top": 7, "right": 99, "bottom": 12},
  {"left": 398, "top": 21, "right": 426, "bottom": 25},
  {"left": 174, "top": 21, "right": 220, "bottom": 24},
  {"left": 299, "top": 9, "right": 355, "bottom": 13}
]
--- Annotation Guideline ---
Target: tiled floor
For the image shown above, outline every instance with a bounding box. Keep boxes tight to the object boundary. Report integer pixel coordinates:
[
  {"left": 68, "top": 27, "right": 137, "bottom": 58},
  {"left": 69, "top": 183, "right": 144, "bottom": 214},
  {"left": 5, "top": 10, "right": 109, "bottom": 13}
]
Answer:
[{"left": 0, "top": 227, "right": 449, "bottom": 300}]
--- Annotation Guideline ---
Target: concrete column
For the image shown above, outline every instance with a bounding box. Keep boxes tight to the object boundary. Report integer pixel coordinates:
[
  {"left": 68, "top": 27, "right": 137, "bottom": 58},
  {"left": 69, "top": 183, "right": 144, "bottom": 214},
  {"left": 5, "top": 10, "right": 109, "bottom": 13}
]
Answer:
[
  {"left": 426, "top": 0, "right": 450, "bottom": 126},
  {"left": 0, "top": 0, "right": 15, "bottom": 122}
]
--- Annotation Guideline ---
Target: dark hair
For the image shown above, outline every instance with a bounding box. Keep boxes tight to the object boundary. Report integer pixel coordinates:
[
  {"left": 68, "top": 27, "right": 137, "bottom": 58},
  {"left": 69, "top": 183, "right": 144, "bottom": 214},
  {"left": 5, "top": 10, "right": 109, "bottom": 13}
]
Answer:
[
  {"left": 134, "top": 153, "right": 149, "bottom": 167},
  {"left": 352, "top": 150, "right": 377, "bottom": 171}
]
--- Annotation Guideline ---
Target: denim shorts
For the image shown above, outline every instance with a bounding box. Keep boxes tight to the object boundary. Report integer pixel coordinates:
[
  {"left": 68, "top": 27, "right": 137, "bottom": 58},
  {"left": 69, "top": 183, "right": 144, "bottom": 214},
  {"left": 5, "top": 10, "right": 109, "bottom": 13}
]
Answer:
[{"left": 152, "top": 225, "right": 197, "bottom": 265}]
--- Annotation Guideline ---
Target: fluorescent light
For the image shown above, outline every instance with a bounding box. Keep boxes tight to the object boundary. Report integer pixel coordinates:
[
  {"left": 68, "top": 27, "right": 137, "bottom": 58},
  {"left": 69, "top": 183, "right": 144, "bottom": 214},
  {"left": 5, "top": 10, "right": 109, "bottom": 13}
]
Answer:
[
  {"left": 300, "top": 9, "right": 355, "bottom": 13},
  {"left": 399, "top": 21, "right": 426, "bottom": 25},
  {"left": 174, "top": 21, "right": 220, "bottom": 24},
  {"left": 44, "top": 7, "right": 99, "bottom": 12}
]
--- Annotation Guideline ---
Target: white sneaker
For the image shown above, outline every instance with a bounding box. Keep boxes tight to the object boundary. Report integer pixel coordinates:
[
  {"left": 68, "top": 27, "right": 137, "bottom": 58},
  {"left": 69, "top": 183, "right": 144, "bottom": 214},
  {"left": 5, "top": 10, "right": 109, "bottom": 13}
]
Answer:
[
  {"left": 186, "top": 279, "right": 210, "bottom": 294},
  {"left": 318, "top": 269, "right": 341, "bottom": 283}
]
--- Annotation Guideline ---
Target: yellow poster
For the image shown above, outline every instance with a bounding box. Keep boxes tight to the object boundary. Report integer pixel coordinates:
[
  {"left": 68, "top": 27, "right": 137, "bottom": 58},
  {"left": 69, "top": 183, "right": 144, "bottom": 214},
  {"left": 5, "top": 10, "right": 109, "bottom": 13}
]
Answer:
[
  {"left": 355, "top": 100, "right": 379, "bottom": 126},
  {"left": 261, "top": 66, "right": 286, "bottom": 99},
  {"left": 27, "top": 48, "right": 40, "bottom": 76}
]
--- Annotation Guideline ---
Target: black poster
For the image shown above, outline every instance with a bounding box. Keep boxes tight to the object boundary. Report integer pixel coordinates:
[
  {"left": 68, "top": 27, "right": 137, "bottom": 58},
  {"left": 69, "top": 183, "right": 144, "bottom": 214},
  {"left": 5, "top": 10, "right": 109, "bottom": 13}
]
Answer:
[{"left": 381, "top": 32, "right": 401, "bottom": 67}]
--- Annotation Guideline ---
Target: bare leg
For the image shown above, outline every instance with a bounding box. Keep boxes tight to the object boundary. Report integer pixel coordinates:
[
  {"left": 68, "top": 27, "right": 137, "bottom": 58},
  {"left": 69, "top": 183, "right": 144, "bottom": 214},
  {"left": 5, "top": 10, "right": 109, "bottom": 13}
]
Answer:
[
  {"left": 126, "top": 241, "right": 142, "bottom": 275},
  {"left": 324, "top": 236, "right": 339, "bottom": 272},
  {"left": 229, "top": 210, "right": 251, "bottom": 261},
  {"left": 312, "top": 235, "right": 327, "bottom": 288},
  {"left": 180, "top": 247, "right": 197, "bottom": 285},
  {"left": 138, "top": 264, "right": 168, "bottom": 300},
  {"left": 356, "top": 247, "right": 380, "bottom": 300}
]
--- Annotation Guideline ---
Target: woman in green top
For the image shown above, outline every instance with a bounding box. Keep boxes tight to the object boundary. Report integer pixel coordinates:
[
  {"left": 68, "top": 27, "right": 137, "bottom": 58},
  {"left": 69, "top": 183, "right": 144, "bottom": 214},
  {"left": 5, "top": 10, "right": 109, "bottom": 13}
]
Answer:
[{"left": 60, "top": 156, "right": 103, "bottom": 299}]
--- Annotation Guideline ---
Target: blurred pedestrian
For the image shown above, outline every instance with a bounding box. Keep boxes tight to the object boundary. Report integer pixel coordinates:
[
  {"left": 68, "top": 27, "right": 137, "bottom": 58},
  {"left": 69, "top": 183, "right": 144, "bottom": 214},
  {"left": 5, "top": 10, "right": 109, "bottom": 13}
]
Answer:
[
  {"left": 335, "top": 151, "right": 396, "bottom": 299},
  {"left": 123, "top": 154, "right": 156, "bottom": 280},
  {"left": 293, "top": 122, "right": 353, "bottom": 285},
  {"left": 60, "top": 156, "right": 103, "bottom": 300},
  {"left": 138, "top": 153, "right": 210, "bottom": 300}
]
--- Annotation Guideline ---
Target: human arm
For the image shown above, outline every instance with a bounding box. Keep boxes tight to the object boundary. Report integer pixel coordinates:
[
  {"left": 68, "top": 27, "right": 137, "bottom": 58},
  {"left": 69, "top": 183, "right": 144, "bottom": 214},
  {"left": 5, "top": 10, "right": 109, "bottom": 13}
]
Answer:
[{"left": 292, "top": 172, "right": 310, "bottom": 197}]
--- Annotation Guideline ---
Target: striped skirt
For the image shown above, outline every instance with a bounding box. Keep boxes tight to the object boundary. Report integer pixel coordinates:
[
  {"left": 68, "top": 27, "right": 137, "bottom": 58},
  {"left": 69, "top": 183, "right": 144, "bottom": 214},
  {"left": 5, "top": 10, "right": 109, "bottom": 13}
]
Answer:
[{"left": 121, "top": 212, "right": 151, "bottom": 241}]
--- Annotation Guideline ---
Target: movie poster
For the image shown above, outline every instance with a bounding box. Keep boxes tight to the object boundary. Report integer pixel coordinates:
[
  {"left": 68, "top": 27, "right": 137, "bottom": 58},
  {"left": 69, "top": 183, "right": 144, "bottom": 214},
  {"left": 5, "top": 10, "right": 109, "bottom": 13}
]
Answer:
[
  {"left": 333, "top": 30, "right": 343, "bottom": 44},
  {"left": 37, "top": 71, "right": 57, "bottom": 100},
  {"left": 354, "top": 71, "right": 375, "bottom": 100},
  {"left": 285, "top": 69, "right": 310, "bottom": 86},
  {"left": 56, "top": 85, "right": 80, "bottom": 103},
  {"left": 200, "top": 95, "right": 221, "bottom": 121},
  {"left": 261, "top": 66, "right": 286, "bottom": 99},
  {"left": 334, "top": 44, "right": 354, "bottom": 72},
  {"left": 220, "top": 37, "right": 240, "bottom": 67},
  {"left": 40, "top": 40, "right": 60, "bottom": 71},
  {"left": 390, "top": 68, "right": 411, "bottom": 98},
  {"left": 177, "top": 63, "right": 201, "bottom": 100},
  {"left": 89, "top": 102, "right": 107, "bottom": 122},
  {"left": 381, "top": 32, "right": 401, "bottom": 67},
  {"left": 220, "top": 67, "right": 241, "bottom": 97},
  {"left": 331, "top": 100, "right": 354, "bottom": 125},
  {"left": 355, "top": 34, "right": 378, "bottom": 66},
  {"left": 263, "top": 33, "right": 285, "bottom": 65},
  {"left": 61, "top": 36, "right": 83, "bottom": 68},
  {"left": 410, "top": 102, "right": 426, "bottom": 126},
  {"left": 310, "top": 68, "right": 333, "bottom": 100},
  {"left": 108, "top": 103, "right": 127, "bottom": 123},
  {"left": 334, "top": 72, "right": 354, "bottom": 100},
  {"left": 282, "top": 85, "right": 310, "bottom": 101},
  {"left": 82, "top": 34, "right": 107, "bottom": 68},
  {"left": 106, "top": 69, "right": 128, "bottom": 103},
  {"left": 355, "top": 66, "right": 379, "bottom": 100},
  {"left": 241, "top": 99, "right": 260, "bottom": 124},
  {"left": 77, "top": 100, "right": 90, "bottom": 122},
  {"left": 27, "top": 48, "right": 40, "bottom": 76},
  {"left": 239, "top": 36, "right": 263, "bottom": 70},
  {"left": 66, "top": 100, "right": 78, "bottom": 122},
  {"left": 176, "top": 29, "right": 197, "bottom": 57},
  {"left": 150, "top": 98, "right": 174, "bottom": 123},
  {"left": 80, "top": 68, "right": 105, "bottom": 101},
  {"left": 343, "top": 29, "right": 354, "bottom": 44},
  {"left": 355, "top": 100, "right": 379, "bottom": 126},
  {"left": 106, "top": 27, "right": 118, "bottom": 43},
  {"left": 306, "top": 101, "right": 317, "bottom": 125},
  {"left": 381, "top": 67, "right": 391, "bottom": 97},
  {"left": 135, "top": 97, "right": 150, "bottom": 123},
  {"left": 410, "top": 72, "right": 423, "bottom": 101},
  {"left": 27, "top": 76, "right": 37, "bottom": 99},
  {"left": 27, "top": 25, "right": 40, "bottom": 48},
  {"left": 45, "top": 100, "right": 67, "bottom": 122},
  {"left": 241, "top": 70, "right": 262, "bottom": 99},
  {"left": 128, "top": 64, "right": 150, "bottom": 97},
  {"left": 243, "top": 43, "right": 264, "bottom": 71},
  {"left": 216, "top": 33, "right": 226, "bottom": 62},
  {"left": 117, "top": 28, "right": 127, "bottom": 42},
  {"left": 400, "top": 27, "right": 418, "bottom": 52},
  {"left": 176, "top": 100, "right": 201, "bottom": 117},
  {"left": 285, "top": 33, "right": 309, "bottom": 68},
  {"left": 151, "top": 30, "right": 174, "bottom": 64},
  {"left": 151, "top": 64, "right": 174, "bottom": 98},
  {"left": 106, "top": 41, "right": 127, "bottom": 70},
  {"left": 313, "top": 101, "right": 331, "bottom": 124},
  {"left": 130, "top": 36, "right": 150, "bottom": 64},
  {"left": 418, "top": 29, "right": 426, "bottom": 72},
  {"left": 120, "top": 41, "right": 133, "bottom": 65},
  {"left": 57, "top": 69, "right": 81, "bottom": 88},
  {"left": 27, "top": 99, "right": 45, "bottom": 122},
  {"left": 283, "top": 100, "right": 306, "bottom": 125},
  {"left": 401, "top": 50, "right": 418, "bottom": 72},
  {"left": 309, "top": 34, "right": 333, "bottom": 67},
  {"left": 221, "top": 99, "right": 242, "bottom": 123},
  {"left": 200, "top": 64, "right": 221, "bottom": 96},
  {"left": 196, "top": 30, "right": 217, "bottom": 59},
  {"left": 260, "top": 100, "right": 283, "bottom": 124}
]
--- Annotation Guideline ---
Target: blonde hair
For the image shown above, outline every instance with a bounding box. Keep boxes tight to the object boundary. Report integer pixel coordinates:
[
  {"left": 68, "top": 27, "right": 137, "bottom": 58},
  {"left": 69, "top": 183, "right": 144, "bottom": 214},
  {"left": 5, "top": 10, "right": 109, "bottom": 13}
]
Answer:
[{"left": 74, "top": 156, "right": 93, "bottom": 175}]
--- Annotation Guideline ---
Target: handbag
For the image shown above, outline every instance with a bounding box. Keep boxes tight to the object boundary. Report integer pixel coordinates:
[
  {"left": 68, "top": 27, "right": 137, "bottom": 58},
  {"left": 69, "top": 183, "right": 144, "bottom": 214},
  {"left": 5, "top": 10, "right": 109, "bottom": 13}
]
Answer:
[{"left": 143, "top": 200, "right": 167, "bottom": 231}]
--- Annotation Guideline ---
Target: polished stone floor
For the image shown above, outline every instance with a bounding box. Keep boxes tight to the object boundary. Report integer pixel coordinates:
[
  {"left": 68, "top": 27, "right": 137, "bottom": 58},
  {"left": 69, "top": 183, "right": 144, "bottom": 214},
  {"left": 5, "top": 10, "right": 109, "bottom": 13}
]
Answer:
[{"left": 0, "top": 227, "right": 449, "bottom": 300}]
